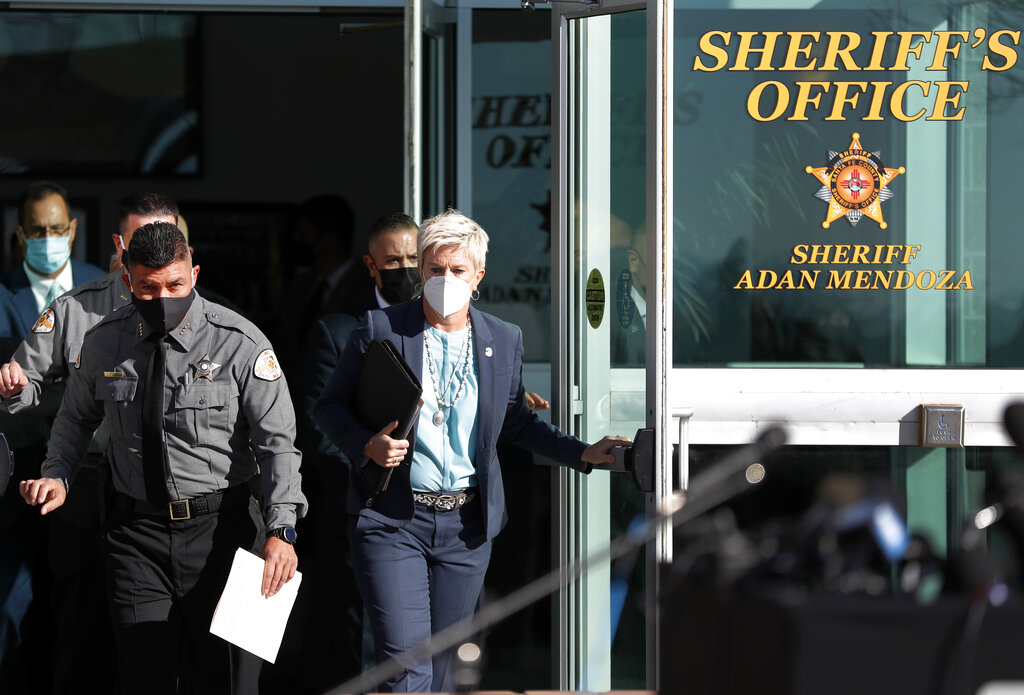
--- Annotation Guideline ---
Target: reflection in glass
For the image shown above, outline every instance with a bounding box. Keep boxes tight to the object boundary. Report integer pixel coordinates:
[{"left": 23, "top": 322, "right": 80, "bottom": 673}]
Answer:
[
  {"left": 0, "top": 13, "right": 199, "bottom": 175},
  {"left": 610, "top": 14, "right": 648, "bottom": 370},
  {"left": 470, "top": 11, "right": 553, "bottom": 363},
  {"left": 607, "top": 13, "right": 648, "bottom": 689},
  {"left": 673, "top": 2, "right": 1024, "bottom": 369}
]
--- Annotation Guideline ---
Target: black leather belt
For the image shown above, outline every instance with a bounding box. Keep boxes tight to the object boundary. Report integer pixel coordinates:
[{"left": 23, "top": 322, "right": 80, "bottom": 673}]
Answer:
[
  {"left": 413, "top": 488, "right": 476, "bottom": 512},
  {"left": 112, "top": 485, "right": 251, "bottom": 521}
]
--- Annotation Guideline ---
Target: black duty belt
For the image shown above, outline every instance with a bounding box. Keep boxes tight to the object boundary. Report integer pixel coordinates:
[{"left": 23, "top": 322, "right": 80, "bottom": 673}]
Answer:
[
  {"left": 413, "top": 488, "right": 477, "bottom": 512},
  {"left": 112, "top": 485, "right": 251, "bottom": 521}
]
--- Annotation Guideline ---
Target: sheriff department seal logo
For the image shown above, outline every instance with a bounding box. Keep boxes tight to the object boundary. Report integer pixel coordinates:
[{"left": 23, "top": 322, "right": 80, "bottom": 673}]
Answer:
[
  {"left": 253, "top": 349, "right": 282, "bottom": 381},
  {"left": 805, "top": 132, "right": 905, "bottom": 230},
  {"left": 32, "top": 308, "right": 55, "bottom": 334}
]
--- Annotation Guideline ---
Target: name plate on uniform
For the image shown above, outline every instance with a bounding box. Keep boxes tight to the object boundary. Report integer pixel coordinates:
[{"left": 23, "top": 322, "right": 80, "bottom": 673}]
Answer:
[{"left": 920, "top": 404, "right": 965, "bottom": 448}]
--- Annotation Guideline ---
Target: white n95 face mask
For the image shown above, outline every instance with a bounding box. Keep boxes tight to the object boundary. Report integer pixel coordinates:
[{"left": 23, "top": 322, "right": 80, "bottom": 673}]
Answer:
[{"left": 423, "top": 275, "right": 472, "bottom": 318}]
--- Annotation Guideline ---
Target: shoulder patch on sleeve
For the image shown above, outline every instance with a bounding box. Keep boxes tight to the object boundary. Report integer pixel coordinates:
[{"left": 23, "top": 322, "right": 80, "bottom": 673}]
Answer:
[
  {"left": 32, "top": 308, "right": 55, "bottom": 334},
  {"left": 253, "top": 349, "right": 282, "bottom": 381}
]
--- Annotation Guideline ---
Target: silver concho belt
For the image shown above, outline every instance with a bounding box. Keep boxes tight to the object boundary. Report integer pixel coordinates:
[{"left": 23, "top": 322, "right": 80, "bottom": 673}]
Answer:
[{"left": 413, "top": 489, "right": 477, "bottom": 512}]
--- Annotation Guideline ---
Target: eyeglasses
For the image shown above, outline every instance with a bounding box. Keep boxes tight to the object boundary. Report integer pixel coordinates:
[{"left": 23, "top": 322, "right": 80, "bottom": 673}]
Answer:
[{"left": 22, "top": 223, "right": 71, "bottom": 239}]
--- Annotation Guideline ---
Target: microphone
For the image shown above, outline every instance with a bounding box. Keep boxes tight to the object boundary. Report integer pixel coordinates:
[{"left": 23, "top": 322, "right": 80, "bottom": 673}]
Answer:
[
  {"left": 686, "top": 426, "right": 786, "bottom": 500},
  {"left": 823, "top": 476, "right": 909, "bottom": 565},
  {"left": 738, "top": 472, "right": 911, "bottom": 595}
]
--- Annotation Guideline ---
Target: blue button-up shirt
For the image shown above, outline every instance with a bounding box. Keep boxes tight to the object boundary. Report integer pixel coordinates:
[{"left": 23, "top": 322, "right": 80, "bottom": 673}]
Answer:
[{"left": 411, "top": 323, "right": 478, "bottom": 492}]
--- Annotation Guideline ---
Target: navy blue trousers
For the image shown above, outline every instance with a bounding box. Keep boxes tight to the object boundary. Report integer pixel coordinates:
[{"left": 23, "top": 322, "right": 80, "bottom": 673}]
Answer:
[{"left": 350, "top": 497, "right": 491, "bottom": 692}]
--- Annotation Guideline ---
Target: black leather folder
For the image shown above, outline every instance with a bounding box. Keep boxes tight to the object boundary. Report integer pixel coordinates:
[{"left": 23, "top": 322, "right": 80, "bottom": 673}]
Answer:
[{"left": 354, "top": 339, "right": 423, "bottom": 495}]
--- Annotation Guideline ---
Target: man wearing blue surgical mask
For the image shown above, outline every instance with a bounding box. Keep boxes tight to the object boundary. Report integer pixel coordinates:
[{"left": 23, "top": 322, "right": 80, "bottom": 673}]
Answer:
[
  {"left": 1, "top": 181, "right": 105, "bottom": 338},
  {"left": 0, "top": 181, "right": 104, "bottom": 687}
]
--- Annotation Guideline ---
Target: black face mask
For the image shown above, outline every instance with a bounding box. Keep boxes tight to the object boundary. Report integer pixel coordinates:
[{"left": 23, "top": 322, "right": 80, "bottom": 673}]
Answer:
[
  {"left": 133, "top": 288, "right": 195, "bottom": 336},
  {"left": 377, "top": 267, "right": 421, "bottom": 305}
]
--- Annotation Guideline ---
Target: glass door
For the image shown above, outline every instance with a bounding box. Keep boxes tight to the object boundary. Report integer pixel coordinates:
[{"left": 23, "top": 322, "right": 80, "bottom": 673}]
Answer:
[
  {"left": 559, "top": 0, "right": 1024, "bottom": 691},
  {"left": 554, "top": 5, "right": 656, "bottom": 690}
]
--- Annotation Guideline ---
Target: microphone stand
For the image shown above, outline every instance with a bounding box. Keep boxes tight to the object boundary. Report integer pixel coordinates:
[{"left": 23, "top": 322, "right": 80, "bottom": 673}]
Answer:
[{"left": 325, "top": 427, "right": 787, "bottom": 695}]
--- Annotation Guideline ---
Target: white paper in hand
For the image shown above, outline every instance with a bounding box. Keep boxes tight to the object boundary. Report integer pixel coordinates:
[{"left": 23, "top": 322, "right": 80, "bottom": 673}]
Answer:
[{"left": 209, "top": 547, "right": 302, "bottom": 663}]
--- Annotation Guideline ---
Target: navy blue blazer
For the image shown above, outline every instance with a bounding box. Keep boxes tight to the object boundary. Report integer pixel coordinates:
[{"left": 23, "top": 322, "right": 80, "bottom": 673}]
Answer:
[
  {"left": 337, "top": 285, "right": 379, "bottom": 321},
  {"left": 0, "top": 283, "right": 23, "bottom": 360},
  {"left": 315, "top": 300, "right": 589, "bottom": 541},
  {"left": 1, "top": 260, "right": 106, "bottom": 338}
]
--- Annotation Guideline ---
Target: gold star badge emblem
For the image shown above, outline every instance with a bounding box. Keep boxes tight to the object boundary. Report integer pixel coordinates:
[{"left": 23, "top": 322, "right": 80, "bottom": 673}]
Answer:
[{"left": 805, "top": 132, "right": 905, "bottom": 230}]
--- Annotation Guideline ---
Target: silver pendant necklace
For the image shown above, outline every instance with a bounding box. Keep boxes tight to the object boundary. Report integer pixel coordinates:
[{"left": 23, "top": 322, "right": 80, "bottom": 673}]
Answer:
[{"left": 424, "top": 317, "right": 473, "bottom": 426}]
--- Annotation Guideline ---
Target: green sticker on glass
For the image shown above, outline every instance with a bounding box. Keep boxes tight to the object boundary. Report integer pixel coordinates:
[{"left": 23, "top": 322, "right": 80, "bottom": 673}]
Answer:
[{"left": 586, "top": 268, "right": 605, "bottom": 329}]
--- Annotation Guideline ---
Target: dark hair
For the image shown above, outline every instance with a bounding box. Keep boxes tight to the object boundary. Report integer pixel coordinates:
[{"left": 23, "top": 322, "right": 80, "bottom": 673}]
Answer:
[
  {"left": 368, "top": 213, "right": 417, "bottom": 246},
  {"left": 296, "top": 194, "right": 354, "bottom": 254},
  {"left": 117, "top": 192, "right": 179, "bottom": 232},
  {"left": 124, "top": 222, "right": 190, "bottom": 269},
  {"left": 17, "top": 181, "right": 69, "bottom": 227}
]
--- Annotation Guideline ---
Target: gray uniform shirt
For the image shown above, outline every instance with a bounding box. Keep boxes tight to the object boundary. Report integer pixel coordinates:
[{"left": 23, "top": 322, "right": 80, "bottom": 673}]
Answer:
[
  {"left": 42, "top": 292, "right": 307, "bottom": 529},
  {"left": 2, "top": 270, "right": 130, "bottom": 454}
]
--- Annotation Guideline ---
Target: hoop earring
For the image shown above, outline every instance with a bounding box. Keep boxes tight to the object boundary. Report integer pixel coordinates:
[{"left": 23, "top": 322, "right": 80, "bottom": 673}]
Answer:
[{"left": 471, "top": 290, "right": 480, "bottom": 301}]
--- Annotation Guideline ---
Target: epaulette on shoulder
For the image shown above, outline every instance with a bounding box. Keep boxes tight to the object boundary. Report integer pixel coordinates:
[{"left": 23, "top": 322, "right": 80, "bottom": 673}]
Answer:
[
  {"left": 204, "top": 304, "right": 263, "bottom": 345},
  {"left": 81, "top": 301, "right": 134, "bottom": 339}
]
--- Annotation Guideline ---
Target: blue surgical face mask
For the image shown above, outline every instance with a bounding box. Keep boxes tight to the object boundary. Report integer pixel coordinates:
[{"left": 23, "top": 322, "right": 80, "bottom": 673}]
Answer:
[{"left": 25, "top": 236, "right": 71, "bottom": 275}]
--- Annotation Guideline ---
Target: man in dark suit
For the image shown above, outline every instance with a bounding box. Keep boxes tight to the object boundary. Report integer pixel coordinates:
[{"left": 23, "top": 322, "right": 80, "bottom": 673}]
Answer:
[
  {"left": 0, "top": 181, "right": 104, "bottom": 687},
  {"left": 339, "top": 213, "right": 420, "bottom": 320},
  {"left": 611, "top": 226, "right": 647, "bottom": 367},
  {"left": 1, "top": 181, "right": 105, "bottom": 337},
  {"left": 0, "top": 284, "right": 21, "bottom": 358},
  {"left": 262, "top": 213, "right": 420, "bottom": 692}
]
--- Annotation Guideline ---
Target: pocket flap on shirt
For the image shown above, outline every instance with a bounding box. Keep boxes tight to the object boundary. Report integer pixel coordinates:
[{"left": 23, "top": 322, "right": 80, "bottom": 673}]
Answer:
[
  {"left": 173, "top": 382, "right": 233, "bottom": 410},
  {"left": 95, "top": 376, "right": 138, "bottom": 403}
]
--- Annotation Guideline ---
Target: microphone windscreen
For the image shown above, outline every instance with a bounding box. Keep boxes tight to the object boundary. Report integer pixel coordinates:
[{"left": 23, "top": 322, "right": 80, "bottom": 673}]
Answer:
[
  {"left": 685, "top": 426, "right": 787, "bottom": 501},
  {"left": 1004, "top": 402, "right": 1024, "bottom": 452}
]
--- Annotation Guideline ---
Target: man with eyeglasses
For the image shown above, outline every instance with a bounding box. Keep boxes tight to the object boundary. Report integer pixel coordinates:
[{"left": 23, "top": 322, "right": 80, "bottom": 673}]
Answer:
[
  {"left": 0, "top": 181, "right": 102, "bottom": 688},
  {"left": 0, "top": 181, "right": 105, "bottom": 338}
]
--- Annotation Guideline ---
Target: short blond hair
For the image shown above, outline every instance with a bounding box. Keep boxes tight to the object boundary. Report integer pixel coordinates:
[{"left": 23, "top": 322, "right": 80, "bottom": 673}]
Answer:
[{"left": 418, "top": 209, "right": 489, "bottom": 271}]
